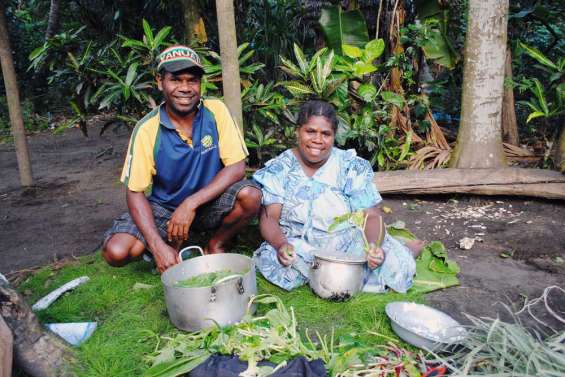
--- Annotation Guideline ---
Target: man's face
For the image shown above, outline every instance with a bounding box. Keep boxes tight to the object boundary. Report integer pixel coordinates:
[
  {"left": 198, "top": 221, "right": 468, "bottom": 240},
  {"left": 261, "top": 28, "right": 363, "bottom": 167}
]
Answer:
[{"left": 157, "top": 70, "right": 201, "bottom": 117}]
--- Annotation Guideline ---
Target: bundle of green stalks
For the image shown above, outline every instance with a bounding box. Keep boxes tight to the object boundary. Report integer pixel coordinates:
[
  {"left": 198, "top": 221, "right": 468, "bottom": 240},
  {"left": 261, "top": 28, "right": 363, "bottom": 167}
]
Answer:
[{"left": 435, "top": 289, "right": 565, "bottom": 376}]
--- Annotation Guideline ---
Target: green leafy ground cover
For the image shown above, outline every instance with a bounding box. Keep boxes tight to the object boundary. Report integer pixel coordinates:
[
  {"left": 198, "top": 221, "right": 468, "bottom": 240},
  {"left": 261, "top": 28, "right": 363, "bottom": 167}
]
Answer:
[{"left": 17, "top": 242, "right": 457, "bottom": 377}]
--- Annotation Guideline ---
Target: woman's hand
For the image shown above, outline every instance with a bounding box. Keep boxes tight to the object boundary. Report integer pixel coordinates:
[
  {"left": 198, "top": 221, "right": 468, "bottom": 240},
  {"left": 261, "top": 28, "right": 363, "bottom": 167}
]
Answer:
[
  {"left": 277, "top": 243, "right": 296, "bottom": 266},
  {"left": 367, "top": 245, "right": 385, "bottom": 270}
]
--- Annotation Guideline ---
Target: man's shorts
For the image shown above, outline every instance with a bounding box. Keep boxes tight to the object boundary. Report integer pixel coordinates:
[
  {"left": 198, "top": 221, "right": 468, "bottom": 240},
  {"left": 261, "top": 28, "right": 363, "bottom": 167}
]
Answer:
[{"left": 103, "top": 179, "right": 260, "bottom": 247}]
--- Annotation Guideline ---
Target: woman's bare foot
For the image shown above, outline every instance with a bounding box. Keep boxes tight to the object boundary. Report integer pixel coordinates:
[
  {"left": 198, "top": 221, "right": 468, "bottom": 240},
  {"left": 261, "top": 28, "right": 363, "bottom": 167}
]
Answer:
[{"left": 405, "top": 239, "right": 426, "bottom": 258}]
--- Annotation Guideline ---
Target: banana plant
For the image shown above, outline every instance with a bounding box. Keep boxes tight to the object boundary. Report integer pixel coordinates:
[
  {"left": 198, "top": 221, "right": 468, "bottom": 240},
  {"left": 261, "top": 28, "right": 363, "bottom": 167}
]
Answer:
[{"left": 318, "top": 6, "right": 369, "bottom": 55}]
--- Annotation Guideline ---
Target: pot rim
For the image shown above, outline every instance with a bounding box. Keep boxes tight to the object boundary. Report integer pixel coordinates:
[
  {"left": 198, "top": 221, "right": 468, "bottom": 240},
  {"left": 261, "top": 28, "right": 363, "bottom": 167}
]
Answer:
[
  {"left": 313, "top": 252, "right": 367, "bottom": 265},
  {"left": 161, "top": 253, "right": 254, "bottom": 288}
]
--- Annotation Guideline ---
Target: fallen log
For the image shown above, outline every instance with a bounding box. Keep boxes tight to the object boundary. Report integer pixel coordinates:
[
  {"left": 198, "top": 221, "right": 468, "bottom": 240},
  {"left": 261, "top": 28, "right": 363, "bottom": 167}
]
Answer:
[
  {"left": 374, "top": 168, "right": 565, "bottom": 200},
  {"left": 0, "top": 316, "right": 12, "bottom": 377},
  {"left": 0, "top": 277, "right": 75, "bottom": 377}
]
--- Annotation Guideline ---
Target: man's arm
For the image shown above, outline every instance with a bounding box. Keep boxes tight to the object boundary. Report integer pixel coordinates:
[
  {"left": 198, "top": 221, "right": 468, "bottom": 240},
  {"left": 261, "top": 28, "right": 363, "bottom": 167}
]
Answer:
[
  {"left": 127, "top": 190, "right": 178, "bottom": 273},
  {"left": 167, "top": 160, "right": 246, "bottom": 242}
]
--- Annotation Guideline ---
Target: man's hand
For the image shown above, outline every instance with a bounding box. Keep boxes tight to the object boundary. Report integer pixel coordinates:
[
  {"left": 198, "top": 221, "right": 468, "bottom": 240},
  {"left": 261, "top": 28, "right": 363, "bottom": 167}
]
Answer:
[
  {"left": 152, "top": 243, "right": 180, "bottom": 273},
  {"left": 167, "top": 201, "right": 197, "bottom": 242},
  {"left": 277, "top": 243, "right": 296, "bottom": 266},
  {"left": 367, "top": 244, "right": 385, "bottom": 270}
]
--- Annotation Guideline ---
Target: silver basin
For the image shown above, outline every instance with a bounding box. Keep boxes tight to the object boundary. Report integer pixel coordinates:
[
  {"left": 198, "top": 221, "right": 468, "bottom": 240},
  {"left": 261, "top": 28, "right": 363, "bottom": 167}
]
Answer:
[
  {"left": 161, "top": 247, "right": 257, "bottom": 331},
  {"left": 385, "top": 301, "right": 467, "bottom": 351}
]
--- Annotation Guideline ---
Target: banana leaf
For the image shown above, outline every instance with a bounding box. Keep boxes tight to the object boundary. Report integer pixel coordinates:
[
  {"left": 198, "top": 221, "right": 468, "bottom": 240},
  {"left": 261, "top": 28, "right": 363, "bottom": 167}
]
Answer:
[
  {"left": 411, "top": 241, "right": 460, "bottom": 293},
  {"left": 319, "top": 6, "right": 369, "bottom": 55}
]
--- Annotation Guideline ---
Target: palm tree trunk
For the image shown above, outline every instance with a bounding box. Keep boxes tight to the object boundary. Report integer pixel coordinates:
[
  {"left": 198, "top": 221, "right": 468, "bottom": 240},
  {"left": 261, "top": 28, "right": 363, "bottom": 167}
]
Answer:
[
  {"left": 450, "top": 0, "right": 508, "bottom": 168},
  {"left": 556, "top": 124, "right": 565, "bottom": 173},
  {"left": 45, "top": 0, "right": 61, "bottom": 40},
  {"left": 215, "top": 0, "right": 243, "bottom": 131},
  {"left": 179, "top": 0, "right": 200, "bottom": 42},
  {"left": 501, "top": 46, "right": 519, "bottom": 146},
  {"left": 0, "top": 3, "right": 33, "bottom": 186}
]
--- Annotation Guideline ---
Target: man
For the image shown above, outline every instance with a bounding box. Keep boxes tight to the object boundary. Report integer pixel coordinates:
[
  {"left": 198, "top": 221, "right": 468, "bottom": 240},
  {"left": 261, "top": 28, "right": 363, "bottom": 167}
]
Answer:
[{"left": 103, "top": 45, "right": 261, "bottom": 273}]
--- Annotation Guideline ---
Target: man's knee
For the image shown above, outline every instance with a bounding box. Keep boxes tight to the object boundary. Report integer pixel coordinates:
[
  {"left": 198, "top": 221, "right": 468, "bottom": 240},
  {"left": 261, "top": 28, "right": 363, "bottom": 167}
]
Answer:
[
  {"left": 102, "top": 234, "right": 144, "bottom": 267},
  {"left": 236, "top": 186, "right": 262, "bottom": 215}
]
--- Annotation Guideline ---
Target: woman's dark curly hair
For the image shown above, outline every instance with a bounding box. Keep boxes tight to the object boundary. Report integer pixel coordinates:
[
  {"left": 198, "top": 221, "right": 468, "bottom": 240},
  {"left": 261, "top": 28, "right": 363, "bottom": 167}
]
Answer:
[{"left": 296, "top": 100, "right": 337, "bottom": 132}]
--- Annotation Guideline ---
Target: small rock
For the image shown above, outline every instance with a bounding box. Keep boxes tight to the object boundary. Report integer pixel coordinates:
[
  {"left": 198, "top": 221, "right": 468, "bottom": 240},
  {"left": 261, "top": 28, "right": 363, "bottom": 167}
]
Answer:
[{"left": 458, "top": 237, "right": 476, "bottom": 250}]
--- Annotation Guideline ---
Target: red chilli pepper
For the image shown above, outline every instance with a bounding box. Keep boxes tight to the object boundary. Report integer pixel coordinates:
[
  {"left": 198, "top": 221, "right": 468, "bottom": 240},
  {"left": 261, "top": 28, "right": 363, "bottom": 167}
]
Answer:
[{"left": 423, "top": 366, "right": 447, "bottom": 377}]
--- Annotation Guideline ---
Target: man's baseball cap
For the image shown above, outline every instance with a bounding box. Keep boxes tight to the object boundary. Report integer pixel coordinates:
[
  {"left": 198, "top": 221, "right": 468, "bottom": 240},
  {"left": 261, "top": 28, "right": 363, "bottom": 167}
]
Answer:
[{"left": 156, "top": 45, "right": 204, "bottom": 75}]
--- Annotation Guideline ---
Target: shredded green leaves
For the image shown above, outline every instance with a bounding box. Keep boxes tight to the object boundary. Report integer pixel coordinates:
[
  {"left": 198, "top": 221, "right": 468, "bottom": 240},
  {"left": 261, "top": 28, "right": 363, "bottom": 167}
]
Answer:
[
  {"left": 174, "top": 270, "right": 243, "bottom": 288},
  {"left": 145, "top": 294, "right": 440, "bottom": 377}
]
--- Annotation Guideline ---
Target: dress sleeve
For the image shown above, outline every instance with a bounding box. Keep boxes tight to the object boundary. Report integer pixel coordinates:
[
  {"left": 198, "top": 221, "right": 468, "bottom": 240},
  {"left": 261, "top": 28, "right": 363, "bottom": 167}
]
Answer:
[
  {"left": 343, "top": 157, "right": 382, "bottom": 211},
  {"left": 252, "top": 153, "right": 289, "bottom": 205}
]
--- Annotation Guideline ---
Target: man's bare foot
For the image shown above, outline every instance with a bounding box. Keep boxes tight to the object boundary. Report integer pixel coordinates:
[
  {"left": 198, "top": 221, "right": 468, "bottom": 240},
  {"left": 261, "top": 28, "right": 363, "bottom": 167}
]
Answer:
[
  {"left": 405, "top": 239, "right": 426, "bottom": 258},
  {"left": 205, "top": 239, "right": 226, "bottom": 254}
]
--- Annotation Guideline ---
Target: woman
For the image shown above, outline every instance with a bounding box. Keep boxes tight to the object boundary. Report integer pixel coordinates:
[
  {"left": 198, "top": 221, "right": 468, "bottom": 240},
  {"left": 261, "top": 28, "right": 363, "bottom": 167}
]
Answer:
[{"left": 253, "top": 100, "right": 417, "bottom": 293}]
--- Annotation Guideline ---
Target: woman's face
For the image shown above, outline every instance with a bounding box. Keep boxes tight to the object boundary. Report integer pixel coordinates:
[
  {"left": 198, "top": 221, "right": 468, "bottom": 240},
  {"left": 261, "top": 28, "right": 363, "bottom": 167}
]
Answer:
[{"left": 296, "top": 115, "right": 335, "bottom": 167}]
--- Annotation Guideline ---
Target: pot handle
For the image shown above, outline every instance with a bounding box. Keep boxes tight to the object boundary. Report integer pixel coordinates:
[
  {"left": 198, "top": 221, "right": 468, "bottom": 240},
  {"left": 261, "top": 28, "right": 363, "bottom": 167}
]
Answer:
[{"left": 178, "top": 246, "right": 204, "bottom": 262}]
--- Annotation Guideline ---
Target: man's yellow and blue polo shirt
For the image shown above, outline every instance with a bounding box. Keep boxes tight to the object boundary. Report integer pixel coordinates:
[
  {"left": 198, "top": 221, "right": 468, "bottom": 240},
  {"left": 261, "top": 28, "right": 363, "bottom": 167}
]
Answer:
[{"left": 121, "top": 98, "right": 248, "bottom": 210}]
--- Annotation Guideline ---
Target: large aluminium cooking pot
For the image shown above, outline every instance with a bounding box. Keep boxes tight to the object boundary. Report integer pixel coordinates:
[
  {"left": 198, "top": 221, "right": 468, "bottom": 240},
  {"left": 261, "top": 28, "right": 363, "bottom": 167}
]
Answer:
[
  {"left": 309, "top": 252, "right": 366, "bottom": 301},
  {"left": 161, "top": 246, "right": 257, "bottom": 331}
]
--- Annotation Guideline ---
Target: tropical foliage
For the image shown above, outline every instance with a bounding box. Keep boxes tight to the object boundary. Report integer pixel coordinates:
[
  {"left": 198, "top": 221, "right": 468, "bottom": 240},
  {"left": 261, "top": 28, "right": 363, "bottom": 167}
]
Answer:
[{"left": 3, "top": 0, "right": 564, "bottom": 169}]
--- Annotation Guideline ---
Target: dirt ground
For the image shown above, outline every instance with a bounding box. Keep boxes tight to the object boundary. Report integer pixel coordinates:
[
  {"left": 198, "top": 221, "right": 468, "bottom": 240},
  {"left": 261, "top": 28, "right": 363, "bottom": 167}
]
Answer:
[{"left": 1, "top": 128, "right": 564, "bottom": 331}]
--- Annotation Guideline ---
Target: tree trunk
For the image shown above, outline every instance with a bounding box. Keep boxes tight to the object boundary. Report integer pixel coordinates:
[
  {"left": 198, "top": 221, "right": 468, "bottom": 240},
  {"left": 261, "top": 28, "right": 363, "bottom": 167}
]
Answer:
[
  {"left": 0, "top": 4, "right": 33, "bottom": 186},
  {"left": 556, "top": 124, "right": 565, "bottom": 173},
  {"left": 501, "top": 46, "right": 519, "bottom": 146},
  {"left": 180, "top": 0, "right": 200, "bottom": 42},
  {"left": 0, "top": 316, "right": 12, "bottom": 377},
  {"left": 0, "top": 279, "right": 75, "bottom": 377},
  {"left": 450, "top": 0, "right": 508, "bottom": 169},
  {"left": 215, "top": 0, "right": 243, "bottom": 131},
  {"left": 45, "top": 0, "right": 60, "bottom": 40}
]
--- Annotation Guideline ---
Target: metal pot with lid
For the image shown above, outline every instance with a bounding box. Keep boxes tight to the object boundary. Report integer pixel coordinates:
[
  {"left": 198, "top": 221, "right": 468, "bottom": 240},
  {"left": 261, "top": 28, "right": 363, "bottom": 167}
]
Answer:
[{"left": 161, "top": 246, "right": 257, "bottom": 331}]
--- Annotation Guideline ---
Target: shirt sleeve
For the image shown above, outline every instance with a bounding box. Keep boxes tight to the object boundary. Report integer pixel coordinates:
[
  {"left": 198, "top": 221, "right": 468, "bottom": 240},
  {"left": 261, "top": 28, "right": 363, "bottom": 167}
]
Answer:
[
  {"left": 205, "top": 99, "right": 248, "bottom": 166},
  {"left": 252, "top": 155, "right": 289, "bottom": 205},
  {"left": 343, "top": 157, "right": 382, "bottom": 211},
  {"left": 120, "top": 126, "right": 156, "bottom": 192}
]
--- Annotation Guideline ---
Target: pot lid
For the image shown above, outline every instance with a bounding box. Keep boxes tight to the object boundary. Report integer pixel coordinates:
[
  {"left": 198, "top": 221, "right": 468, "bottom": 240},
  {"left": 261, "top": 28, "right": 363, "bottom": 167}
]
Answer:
[{"left": 313, "top": 251, "right": 367, "bottom": 264}]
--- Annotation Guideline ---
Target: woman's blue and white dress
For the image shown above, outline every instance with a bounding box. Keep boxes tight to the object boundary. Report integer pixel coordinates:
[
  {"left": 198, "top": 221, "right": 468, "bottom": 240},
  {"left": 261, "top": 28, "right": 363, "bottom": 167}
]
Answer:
[{"left": 253, "top": 147, "right": 416, "bottom": 293}]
